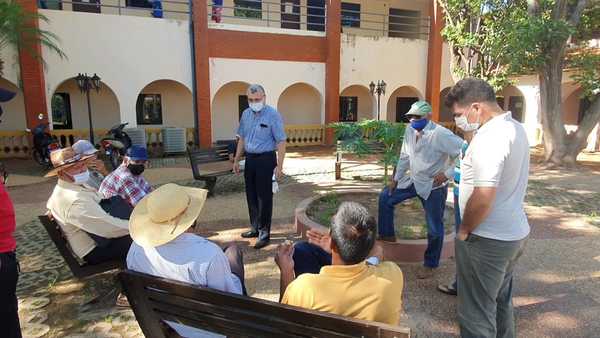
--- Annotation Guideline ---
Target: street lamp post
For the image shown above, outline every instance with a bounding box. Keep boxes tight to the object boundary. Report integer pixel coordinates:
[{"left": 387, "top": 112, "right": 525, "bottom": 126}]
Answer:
[
  {"left": 369, "top": 80, "right": 387, "bottom": 120},
  {"left": 75, "top": 73, "right": 101, "bottom": 144}
]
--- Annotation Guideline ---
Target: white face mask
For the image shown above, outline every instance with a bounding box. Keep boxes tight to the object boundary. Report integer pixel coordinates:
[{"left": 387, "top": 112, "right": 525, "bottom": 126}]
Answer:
[
  {"left": 72, "top": 169, "right": 90, "bottom": 184},
  {"left": 455, "top": 109, "right": 480, "bottom": 132},
  {"left": 249, "top": 101, "right": 264, "bottom": 112}
]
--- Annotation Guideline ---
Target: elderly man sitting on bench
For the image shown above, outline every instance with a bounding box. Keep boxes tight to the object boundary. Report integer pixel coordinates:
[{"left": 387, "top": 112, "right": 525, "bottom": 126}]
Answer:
[
  {"left": 46, "top": 147, "right": 132, "bottom": 265},
  {"left": 275, "top": 202, "right": 404, "bottom": 325},
  {"left": 126, "top": 183, "right": 246, "bottom": 338}
]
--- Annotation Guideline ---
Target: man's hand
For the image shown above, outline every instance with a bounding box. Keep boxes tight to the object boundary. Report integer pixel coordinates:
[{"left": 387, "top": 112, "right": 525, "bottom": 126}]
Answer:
[
  {"left": 369, "top": 242, "right": 384, "bottom": 261},
  {"left": 275, "top": 241, "right": 295, "bottom": 271},
  {"left": 274, "top": 166, "right": 283, "bottom": 180},
  {"left": 306, "top": 229, "right": 332, "bottom": 254},
  {"left": 233, "top": 160, "right": 241, "bottom": 175},
  {"left": 457, "top": 229, "right": 469, "bottom": 241},
  {"left": 433, "top": 172, "right": 448, "bottom": 187},
  {"left": 88, "top": 159, "right": 109, "bottom": 176},
  {"left": 387, "top": 180, "right": 397, "bottom": 196}
]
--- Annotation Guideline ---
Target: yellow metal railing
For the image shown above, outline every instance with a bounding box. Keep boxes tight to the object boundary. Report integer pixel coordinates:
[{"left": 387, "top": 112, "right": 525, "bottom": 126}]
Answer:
[{"left": 285, "top": 124, "right": 325, "bottom": 147}]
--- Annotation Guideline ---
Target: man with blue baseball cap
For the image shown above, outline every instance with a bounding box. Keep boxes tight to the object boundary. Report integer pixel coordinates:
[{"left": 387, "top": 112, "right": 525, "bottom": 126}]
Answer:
[{"left": 99, "top": 145, "right": 152, "bottom": 207}]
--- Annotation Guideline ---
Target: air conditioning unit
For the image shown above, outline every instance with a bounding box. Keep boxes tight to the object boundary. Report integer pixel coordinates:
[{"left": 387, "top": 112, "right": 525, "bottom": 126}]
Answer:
[
  {"left": 124, "top": 128, "right": 147, "bottom": 147},
  {"left": 162, "top": 127, "right": 186, "bottom": 155}
]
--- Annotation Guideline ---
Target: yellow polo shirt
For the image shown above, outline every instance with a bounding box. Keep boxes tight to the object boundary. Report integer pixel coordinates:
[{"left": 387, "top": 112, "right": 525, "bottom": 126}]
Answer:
[{"left": 282, "top": 261, "right": 404, "bottom": 325}]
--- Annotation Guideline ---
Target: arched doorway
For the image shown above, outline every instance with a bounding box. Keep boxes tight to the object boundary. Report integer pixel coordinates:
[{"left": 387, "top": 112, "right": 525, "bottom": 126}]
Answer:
[
  {"left": 0, "top": 77, "right": 26, "bottom": 131},
  {"left": 439, "top": 87, "right": 453, "bottom": 122},
  {"left": 51, "top": 78, "right": 121, "bottom": 130},
  {"left": 211, "top": 81, "right": 250, "bottom": 141},
  {"left": 386, "top": 86, "right": 423, "bottom": 123},
  {"left": 277, "top": 83, "right": 322, "bottom": 125},
  {"left": 497, "top": 85, "right": 526, "bottom": 122},
  {"left": 340, "top": 85, "right": 374, "bottom": 121},
  {"left": 136, "top": 79, "right": 193, "bottom": 127}
]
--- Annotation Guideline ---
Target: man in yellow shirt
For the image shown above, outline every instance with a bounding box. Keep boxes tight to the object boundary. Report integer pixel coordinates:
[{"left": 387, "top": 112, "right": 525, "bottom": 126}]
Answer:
[{"left": 275, "top": 202, "right": 404, "bottom": 326}]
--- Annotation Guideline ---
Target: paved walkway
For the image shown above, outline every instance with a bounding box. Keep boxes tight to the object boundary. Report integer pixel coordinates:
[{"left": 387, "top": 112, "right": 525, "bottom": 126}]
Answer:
[{"left": 4, "top": 147, "right": 600, "bottom": 337}]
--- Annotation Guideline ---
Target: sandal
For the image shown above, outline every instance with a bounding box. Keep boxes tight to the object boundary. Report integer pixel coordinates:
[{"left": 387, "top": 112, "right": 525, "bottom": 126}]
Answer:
[{"left": 437, "top": 283, "right": 457, "bottom": 296}]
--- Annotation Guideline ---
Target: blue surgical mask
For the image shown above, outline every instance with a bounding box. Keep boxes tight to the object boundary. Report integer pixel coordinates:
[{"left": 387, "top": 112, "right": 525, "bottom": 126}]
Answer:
[{"left": 410, "top": 118, "right": 428, "bottom": 131}]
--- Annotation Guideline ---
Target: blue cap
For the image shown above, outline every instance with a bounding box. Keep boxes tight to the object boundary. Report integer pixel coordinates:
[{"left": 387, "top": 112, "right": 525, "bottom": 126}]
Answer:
[{"left": 126, "top": 145, "right": 148, "bottom": 161}]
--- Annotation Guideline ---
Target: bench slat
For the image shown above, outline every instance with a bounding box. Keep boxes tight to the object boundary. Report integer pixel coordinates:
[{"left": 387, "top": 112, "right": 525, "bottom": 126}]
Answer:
[
  {"left": 146, "top": 291, "right": 355, "bottom": 338},
  {"left": 120, "top": 270, "right": 410, "bottom": 338},
  {"left": 39, "top": 215, "right": 123, "bottom": 279}
]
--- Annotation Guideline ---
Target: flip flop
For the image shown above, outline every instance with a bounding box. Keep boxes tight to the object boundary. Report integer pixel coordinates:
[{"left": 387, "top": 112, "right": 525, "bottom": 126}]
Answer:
[{"left": 437, "top": 284, "right": 457, "bottom": 296}]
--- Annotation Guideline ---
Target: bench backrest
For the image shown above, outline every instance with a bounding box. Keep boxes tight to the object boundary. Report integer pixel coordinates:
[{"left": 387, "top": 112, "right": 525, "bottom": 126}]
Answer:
[
  {"left": 188, "top": 145, "right": 230, "bottom": 178},
  {"left": 38, "top": 215, "right": 124, "bottom": 279},
  {"left": 120, "top": 270, "right": 410, "bottom": 338}
]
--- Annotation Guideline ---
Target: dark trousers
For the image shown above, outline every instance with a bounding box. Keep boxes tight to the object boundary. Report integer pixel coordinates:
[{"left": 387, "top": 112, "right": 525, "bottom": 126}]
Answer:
[
  {"left": 0, "top": 252, "right": 22, "bottom": 338},
  {"left": 244, "top": 151, "right": 277, "bottom": 239},
  {"left": 378, "top": 184, "right": 448, "bottom": 268},
  {"left": 83, "top": 235, "right": 132, "bottom": 265},
  {"left": 223, "top": 245, "right": 248, "bottom": 296},
  {"left": 292, "top": 241, "right": 332, "bottom": 277}
]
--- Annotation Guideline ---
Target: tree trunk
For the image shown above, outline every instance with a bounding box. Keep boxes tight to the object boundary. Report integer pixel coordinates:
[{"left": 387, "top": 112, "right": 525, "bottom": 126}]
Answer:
[
  {"left": 539, "top": 56, "right": 567, "bottom": 164},
  {"left": 563, "top": 96, "right": 600, "bottom": 163}
]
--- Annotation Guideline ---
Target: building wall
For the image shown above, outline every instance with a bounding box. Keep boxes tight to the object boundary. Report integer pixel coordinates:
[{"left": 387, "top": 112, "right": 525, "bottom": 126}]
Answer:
[
  {"left": 340, "top": 34, "right": 428, "bottom": 121},
  {"left": 342, "top": 0, "right": 430, "bottom": 38},
  {"left": 386, "top": 86, "right": 423, "bottom": 122},
  {"left": 340, "top": 85, "right": 374, "bottom": 120},
  {"left": 211, "top": 81, "right": 249, "bottom": 141},
  {"left": 39, "top": 9, "right": 193, "bottom": 129},
  {"left": 0, "top": 46, "right": 20, "bottom": 87},
  {"left": 139, "top": 80, "right": 194, "bottom": 128},
  {"left": 562, "top": 84, "right": 582, "bottom": 125},
  {"left": 277, "top": 83, "right": 322, "bottom": 124},
  {"left": 0, "top": 78, "right": 27, "bottom": 131},
  {"left": 53, "top": 79, "right": 121, "bottom": 130}
]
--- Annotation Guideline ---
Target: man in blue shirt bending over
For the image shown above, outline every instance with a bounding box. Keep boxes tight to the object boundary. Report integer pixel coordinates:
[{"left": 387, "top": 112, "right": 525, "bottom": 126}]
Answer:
[{"left": 234, "top": 84, "right": 287, "bottom": 249}]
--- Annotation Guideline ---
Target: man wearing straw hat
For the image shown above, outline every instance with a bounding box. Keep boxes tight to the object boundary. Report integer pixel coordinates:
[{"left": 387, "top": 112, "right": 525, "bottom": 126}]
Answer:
[
  {"left": 46, "top": 147, "right": 132, "bottom": 265},
  {"left": 127, "top": 183, "right": 246, "bottom": 337}
]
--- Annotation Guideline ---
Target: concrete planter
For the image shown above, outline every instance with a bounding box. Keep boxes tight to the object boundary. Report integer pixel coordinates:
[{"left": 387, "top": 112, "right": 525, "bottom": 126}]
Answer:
[{"left": 294, "top": 189, "right": 455, "bottom": 264}]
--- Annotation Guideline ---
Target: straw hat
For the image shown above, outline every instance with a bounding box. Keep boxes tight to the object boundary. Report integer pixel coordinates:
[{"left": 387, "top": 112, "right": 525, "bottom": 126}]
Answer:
[
  {"left": 45, "top": 147, "right": 94, "bottom": 178},
  {"left": 129, "top": 183, "right": 208, "bottom": 248}
]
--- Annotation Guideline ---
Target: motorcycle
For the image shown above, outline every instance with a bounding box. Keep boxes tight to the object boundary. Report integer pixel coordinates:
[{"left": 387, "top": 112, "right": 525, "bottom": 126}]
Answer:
[
  {"left": 100, "top": 123, "right": 132, "bottom": 170},
  {"left": 27, "top": 122, "right": 60, "bottom": 167}
]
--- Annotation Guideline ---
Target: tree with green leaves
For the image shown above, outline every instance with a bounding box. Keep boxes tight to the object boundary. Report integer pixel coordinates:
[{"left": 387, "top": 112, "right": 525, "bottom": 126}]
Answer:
[
  {"left": 438, "top": 0, "right": 599, "bottom": 165},
  {"left": 0, "top": 0, "right": 65, "bottom": 78}
]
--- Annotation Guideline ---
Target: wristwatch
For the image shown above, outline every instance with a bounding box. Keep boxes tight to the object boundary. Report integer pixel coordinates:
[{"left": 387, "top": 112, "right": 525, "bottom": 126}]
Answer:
[{"left": 366, "top": 256, "right": 380, "bottom": 266}]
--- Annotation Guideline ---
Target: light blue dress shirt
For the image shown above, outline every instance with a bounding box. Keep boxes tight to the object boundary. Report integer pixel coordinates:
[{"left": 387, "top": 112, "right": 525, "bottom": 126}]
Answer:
[{"left": 237, "top": 105, "right": 286, "bottom": 154}]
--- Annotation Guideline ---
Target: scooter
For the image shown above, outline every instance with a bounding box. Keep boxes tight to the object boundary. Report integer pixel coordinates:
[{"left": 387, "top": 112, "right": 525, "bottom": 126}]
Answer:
[
  {"left": 100, "top": 123, "right": 132, "bottom": 170},
  {"left": 27, "top": 120, "right": 60, "bottom": 167}
]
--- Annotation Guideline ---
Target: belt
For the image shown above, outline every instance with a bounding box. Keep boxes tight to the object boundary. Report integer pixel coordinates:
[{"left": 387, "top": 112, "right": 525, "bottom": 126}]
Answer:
[{"left": 246, "top": 151, "right": 275, "bottom": 159}]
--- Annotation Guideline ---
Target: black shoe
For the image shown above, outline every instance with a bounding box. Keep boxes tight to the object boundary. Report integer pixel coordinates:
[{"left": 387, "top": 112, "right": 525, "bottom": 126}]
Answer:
[
  {"left": 241, "top": 230, "right": 259, "bottom": 238},
  {"left": 254, "top": 238, "right": 270, "bottom": 249}
]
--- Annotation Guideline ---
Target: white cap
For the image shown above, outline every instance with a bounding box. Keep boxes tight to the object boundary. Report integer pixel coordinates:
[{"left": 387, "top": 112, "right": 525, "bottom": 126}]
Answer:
[{"left": 72, "top": 140, "right": 98, "bottom": 156}]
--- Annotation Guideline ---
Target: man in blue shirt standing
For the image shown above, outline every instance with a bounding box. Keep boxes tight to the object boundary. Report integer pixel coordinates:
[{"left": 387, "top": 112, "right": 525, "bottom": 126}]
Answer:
[{"left": 234, "top": 84, "right": 287, "bottom": 249}]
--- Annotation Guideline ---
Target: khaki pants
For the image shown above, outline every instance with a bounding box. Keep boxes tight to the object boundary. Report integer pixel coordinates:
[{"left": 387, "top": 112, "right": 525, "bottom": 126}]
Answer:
[{"left": 456, "top": 234, "right": 528, "bottom": 338}]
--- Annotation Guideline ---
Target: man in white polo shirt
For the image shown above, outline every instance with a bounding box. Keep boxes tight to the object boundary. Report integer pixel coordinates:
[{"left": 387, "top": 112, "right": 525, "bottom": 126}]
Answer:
[{"left": 445, "top": 78, "right": 529, "bottom": 338}]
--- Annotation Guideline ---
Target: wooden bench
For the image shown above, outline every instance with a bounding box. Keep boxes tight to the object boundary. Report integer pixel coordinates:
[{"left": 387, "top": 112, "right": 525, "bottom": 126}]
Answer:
[
  {"left": 119, "top": 270, "right": 411, "bottom": 338},
  {"left": 188, "top": 144, "right": 235, "bottom": 197},
  {"left": 39, "top": 215, "right": 124, "bottom": 279},
  {"left": 335, "top": 140, "right": 386, "bottom": 180}
]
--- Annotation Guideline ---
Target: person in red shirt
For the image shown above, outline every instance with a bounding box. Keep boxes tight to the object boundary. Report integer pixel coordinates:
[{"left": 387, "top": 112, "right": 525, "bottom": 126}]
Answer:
[{"left": 0, "top": 164, "right": 22, "bottom": 338}]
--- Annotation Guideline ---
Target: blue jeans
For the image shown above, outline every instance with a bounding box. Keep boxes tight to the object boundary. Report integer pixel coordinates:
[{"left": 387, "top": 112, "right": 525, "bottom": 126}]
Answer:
[
  {"left": 378, "top": 184, "right": 448, "bottom": 268},
  {"left": 292, "top": 241, "right": 332, "bottom": 276},
  {"left": 451, "top": 193, "right": 461, "bottom": 289}
]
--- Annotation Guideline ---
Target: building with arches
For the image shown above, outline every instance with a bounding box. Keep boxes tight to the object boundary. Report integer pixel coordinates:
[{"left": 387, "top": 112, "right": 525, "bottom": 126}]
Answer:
[{"left": 1, "top": 0, "right": 598, "bottom": 153}]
